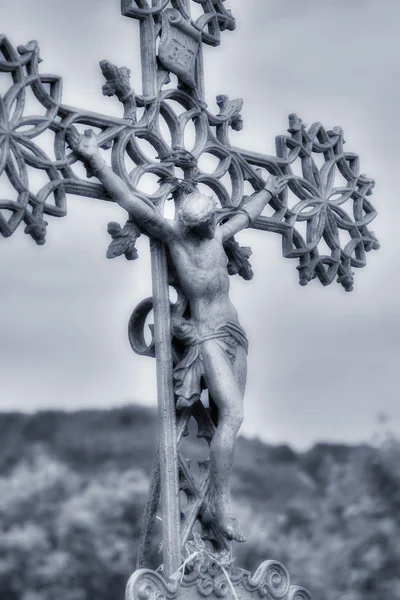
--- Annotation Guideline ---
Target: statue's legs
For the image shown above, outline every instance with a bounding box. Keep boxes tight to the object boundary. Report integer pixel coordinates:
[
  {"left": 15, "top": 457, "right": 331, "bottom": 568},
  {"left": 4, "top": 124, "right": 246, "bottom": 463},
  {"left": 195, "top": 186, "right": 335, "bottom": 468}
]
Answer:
[{"left": 200, "top": 340, "right": 247, "bottom": 542}]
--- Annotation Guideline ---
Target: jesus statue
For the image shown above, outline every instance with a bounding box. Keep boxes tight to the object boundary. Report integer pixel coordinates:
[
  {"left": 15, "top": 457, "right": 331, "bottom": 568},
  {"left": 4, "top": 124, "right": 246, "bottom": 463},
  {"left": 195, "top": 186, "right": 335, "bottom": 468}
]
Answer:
[{"left": 67, "top": 128, "right": 288, "bottom": 542}]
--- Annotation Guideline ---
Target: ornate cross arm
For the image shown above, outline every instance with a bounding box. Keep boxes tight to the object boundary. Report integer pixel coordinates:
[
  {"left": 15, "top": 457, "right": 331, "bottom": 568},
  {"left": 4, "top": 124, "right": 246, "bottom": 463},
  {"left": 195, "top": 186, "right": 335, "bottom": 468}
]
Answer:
[{"left": 0, "top": 32, "right": 378, "bottom": 291}]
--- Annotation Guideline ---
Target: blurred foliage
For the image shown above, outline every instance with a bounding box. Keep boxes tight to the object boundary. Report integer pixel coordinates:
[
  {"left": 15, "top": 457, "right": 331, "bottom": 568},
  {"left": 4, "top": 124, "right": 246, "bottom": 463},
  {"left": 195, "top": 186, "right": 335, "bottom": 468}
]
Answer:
[{"left": 0, "top": 406, "right": 399, "bottom": 599}]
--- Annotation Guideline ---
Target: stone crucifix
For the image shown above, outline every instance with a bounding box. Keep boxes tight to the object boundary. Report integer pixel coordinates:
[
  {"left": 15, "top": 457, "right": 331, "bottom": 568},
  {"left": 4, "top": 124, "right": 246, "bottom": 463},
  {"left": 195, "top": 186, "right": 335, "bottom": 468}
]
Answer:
[
  {"left": 67, "top": 124, "right": 288, "bottom": 546},
  {"left": 0, "top": 0, "right": 378, "bottom": 598}
]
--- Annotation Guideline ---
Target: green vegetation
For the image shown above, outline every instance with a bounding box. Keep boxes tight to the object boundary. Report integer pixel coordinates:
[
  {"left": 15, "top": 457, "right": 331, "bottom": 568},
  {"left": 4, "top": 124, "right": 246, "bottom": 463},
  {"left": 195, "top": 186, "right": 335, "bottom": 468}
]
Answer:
[{"left": 0, "top": 406, "right": 398, "bottom": 600}]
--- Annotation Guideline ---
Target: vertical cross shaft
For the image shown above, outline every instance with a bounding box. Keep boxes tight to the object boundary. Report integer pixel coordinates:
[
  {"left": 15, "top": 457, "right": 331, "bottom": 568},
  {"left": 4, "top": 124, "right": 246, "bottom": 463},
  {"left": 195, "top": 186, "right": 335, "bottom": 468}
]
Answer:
[
  {"left": 135, "top": 0, "right": 211, "bottom": 574},
  {"left": 139, "top": 11, "right": 181, "bottom": 577}
]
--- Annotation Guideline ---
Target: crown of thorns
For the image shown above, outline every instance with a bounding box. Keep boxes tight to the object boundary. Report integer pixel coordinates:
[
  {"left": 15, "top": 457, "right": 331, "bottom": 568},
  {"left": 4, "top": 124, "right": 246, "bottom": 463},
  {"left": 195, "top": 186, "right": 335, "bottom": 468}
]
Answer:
[{"left": 178, "top": 192, "right": 217, "bottom": 227}]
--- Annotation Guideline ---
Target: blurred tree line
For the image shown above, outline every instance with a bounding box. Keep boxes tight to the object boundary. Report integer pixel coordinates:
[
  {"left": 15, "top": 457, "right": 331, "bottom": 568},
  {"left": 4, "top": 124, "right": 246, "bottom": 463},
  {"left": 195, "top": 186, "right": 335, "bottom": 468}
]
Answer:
[{"left": 0, "top": 406, "right": 398, "bottom": 600}]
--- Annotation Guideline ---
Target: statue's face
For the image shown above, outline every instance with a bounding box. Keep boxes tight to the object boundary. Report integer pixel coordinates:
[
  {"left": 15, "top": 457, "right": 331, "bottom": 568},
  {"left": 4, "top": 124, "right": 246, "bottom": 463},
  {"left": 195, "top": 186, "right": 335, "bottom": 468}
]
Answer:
[
  {"left": 190, "top": 214, "right": 216, "bottom": 240},
  {"left": 178, "top": 193, "right": 217, "bottom": 239}
]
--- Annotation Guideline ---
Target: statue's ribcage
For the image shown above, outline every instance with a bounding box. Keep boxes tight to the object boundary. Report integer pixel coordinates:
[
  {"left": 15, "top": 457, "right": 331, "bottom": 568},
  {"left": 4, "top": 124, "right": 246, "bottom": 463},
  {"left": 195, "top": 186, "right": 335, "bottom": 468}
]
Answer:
[{"left": 0, "top": 35, "right": 378, "bottom": 291}]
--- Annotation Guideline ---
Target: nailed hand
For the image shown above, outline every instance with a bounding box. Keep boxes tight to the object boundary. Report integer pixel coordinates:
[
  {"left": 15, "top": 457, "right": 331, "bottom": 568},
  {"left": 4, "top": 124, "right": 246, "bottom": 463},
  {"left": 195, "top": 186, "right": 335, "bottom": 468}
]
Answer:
[
  {"left": 264, "top": 174, "right": 289, "bottom": 196},
  {"left": 66, "top": 127, "right": 100, "bottom": 160}
]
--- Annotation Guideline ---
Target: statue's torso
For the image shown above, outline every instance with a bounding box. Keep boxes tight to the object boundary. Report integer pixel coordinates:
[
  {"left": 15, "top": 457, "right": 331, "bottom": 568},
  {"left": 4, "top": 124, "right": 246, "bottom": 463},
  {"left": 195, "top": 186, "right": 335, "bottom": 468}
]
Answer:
[{"left": 167, "top": 231, "right": 239, "bottom": 334}]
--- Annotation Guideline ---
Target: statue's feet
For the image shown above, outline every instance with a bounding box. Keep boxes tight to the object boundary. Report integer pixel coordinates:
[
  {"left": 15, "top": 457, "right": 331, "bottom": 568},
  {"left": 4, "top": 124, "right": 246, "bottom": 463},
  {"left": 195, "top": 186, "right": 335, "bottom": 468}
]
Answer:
[
  {"left": 218, "top": 514, "right": 246, "bottom": 543},
  {"left": 202, "top": 500, "right": 246, "bottom": 543}
]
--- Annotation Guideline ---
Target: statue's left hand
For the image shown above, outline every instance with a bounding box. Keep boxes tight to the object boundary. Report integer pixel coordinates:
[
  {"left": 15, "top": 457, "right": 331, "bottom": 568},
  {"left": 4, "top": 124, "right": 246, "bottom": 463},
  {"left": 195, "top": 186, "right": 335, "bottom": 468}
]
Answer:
[{"left": 264, "top": 174, "right": 288, "bottom": 197}]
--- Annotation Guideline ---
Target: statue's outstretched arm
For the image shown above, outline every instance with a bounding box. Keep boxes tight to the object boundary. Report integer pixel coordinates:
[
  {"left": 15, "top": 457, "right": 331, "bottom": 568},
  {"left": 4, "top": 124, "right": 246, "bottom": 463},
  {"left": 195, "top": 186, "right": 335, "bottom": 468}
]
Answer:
[
  {"left": 220, "top": 175, "right": 288, "bottom": 241},
  {"left": 67, "top": 128, "right": 174, "bottom": 241}
]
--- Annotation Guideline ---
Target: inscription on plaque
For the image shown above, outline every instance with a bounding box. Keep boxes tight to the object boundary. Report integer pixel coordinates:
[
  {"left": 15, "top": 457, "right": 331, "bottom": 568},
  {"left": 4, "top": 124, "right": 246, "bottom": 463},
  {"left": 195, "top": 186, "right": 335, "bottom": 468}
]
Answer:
[
  {"left": 168, "top": 36, "right": 195, "bottom": 69},
  {"left": 158, "top": 9, "right": 201, "bottom": 88}
]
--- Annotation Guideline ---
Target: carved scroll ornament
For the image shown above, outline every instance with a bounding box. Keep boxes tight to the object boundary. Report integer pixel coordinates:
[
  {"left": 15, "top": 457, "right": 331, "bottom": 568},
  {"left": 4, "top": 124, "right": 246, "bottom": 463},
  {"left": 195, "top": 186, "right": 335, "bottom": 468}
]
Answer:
[{"left": 126, "top": 559, "right": 311, "bottom": 600}]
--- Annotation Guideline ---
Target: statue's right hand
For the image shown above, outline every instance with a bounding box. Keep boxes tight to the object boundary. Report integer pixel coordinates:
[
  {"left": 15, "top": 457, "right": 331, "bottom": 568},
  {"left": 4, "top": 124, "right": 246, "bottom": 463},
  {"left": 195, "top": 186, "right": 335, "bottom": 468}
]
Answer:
[{"left": 66, "top": 127, "right": 99, "bottom": 160}]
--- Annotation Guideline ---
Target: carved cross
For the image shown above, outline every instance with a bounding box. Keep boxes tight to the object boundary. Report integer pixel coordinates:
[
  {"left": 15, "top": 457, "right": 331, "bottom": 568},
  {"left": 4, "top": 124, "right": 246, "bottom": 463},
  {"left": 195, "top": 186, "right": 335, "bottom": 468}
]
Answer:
[{"left": 0, "top": 0, "right": 379, "bottom": 588}]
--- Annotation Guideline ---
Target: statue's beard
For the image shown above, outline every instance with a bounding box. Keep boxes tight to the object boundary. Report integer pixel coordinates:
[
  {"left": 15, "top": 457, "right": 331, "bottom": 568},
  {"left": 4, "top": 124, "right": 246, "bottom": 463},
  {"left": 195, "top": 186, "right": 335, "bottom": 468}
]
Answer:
[{"left": 190, "top": 220, "right": 216, "bottom": 239}]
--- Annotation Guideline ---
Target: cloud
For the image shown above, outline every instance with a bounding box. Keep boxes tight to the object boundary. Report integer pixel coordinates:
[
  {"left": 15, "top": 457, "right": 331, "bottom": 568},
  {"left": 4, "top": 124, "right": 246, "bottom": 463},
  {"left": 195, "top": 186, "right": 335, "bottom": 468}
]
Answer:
[{"left": 0, "top": 0, "right": 396, "bottom": 449}]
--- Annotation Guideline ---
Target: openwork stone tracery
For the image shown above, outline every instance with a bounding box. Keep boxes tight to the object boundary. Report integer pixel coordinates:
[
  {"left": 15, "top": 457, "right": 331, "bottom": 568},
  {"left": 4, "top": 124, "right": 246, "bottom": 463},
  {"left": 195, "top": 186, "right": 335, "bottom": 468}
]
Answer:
[{"left": 0, "top": 32, "right": 378, "bottom": 290}]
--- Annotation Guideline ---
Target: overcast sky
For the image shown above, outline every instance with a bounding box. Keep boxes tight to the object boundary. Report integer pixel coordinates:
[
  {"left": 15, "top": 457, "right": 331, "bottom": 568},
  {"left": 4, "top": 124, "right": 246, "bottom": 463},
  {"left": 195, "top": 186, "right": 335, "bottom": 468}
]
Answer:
[{"left": 0, "top": 0, "right": 398, "bottom": 450}]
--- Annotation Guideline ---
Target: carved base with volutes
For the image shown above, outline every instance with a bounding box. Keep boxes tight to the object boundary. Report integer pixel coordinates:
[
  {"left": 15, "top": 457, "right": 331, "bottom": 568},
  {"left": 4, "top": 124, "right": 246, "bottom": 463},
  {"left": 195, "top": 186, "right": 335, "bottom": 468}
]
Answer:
[{"left": 126, "top": 558, "right": 311, "bottom": 600}]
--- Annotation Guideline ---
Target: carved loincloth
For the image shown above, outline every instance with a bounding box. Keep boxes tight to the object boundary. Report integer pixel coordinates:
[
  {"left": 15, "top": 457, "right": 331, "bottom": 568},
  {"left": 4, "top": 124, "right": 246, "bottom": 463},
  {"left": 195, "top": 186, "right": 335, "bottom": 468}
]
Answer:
[{"left": 172, "top": 318, "right": 248, "bottom": 410}]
